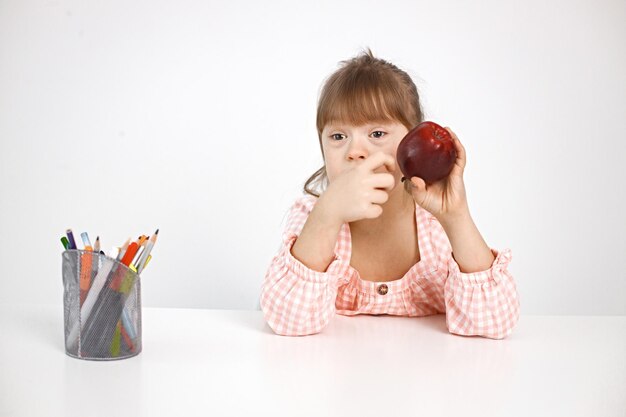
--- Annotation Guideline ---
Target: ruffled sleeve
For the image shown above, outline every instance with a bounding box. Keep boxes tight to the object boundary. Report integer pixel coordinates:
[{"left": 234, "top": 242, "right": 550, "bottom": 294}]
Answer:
[{"left": 443, "top": 247, "right": 521, "bottom": 339}]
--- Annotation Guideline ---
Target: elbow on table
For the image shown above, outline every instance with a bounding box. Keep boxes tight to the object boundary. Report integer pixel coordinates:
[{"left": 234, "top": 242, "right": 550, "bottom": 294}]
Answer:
[
  {"left": 266, "top": 322, "right": 326, "bottom": 337},
  {"left": 263, "top": 314, "right": 329, "bottom": 337},
  {"left": 447, "top": 325, "right": 515, "bottom": 340},
  {"left": 260, "top": 301, "right": 331, "bottom": 337},
  {"left": 447, "top": 310, "right": 520, "bottom": 340}
]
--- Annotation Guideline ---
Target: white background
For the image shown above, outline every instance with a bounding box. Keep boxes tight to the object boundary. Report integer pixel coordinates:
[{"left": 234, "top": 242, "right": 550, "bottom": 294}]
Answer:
[{"left": 1, "top": 0, "right": 624, "bottom": 314}]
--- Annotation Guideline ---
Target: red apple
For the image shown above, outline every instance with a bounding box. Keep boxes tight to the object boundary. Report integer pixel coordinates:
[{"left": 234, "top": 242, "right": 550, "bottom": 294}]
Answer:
[{"left": 396, "top": 121, "right": 457, "bottom": 184}]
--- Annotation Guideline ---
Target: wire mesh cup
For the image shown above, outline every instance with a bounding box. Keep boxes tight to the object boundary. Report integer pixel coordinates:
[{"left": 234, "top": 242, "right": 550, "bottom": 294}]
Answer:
[{"left": 62, "top": 250, "right": 142, "bottom": 360}]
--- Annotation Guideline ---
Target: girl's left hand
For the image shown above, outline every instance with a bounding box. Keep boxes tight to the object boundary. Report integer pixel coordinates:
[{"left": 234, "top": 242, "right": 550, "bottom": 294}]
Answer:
[{"left": 408, "top": 127, "right": 469, "bottom": 220}]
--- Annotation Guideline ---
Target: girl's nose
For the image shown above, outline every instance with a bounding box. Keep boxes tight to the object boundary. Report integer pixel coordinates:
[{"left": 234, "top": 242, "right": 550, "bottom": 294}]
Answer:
[{"left": 346, "top": 137, "right": 368, "bottom": 161}]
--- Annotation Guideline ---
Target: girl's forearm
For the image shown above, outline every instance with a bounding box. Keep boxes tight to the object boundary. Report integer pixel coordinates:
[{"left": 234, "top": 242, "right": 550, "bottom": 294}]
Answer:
[
  {"left": 438, "top": 209, "right": 495, "bottom": 273},
  {"left": 290, "top": 203, "right": 343, "bottom": 273}
]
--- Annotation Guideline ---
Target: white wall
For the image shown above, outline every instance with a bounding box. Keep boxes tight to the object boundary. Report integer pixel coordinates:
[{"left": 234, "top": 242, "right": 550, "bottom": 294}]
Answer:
[{"left": 1, "top": 0, "right": 624, "bottom": 314}]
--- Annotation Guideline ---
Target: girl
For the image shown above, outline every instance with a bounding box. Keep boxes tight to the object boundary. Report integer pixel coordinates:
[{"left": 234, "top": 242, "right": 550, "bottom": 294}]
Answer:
[{"left": 260, "top": 49, "right": 520, "bottom": 339}]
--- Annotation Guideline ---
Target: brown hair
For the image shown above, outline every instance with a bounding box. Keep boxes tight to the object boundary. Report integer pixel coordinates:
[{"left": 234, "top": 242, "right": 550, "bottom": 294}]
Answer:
[{"left": 304, "top": 48, "right": 424, "bottom": 197}]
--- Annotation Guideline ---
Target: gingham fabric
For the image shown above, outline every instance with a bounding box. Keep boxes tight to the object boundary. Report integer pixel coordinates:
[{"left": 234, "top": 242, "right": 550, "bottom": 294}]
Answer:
[{"left": 260, "top": 195, "right": 520, "bottom": 339}]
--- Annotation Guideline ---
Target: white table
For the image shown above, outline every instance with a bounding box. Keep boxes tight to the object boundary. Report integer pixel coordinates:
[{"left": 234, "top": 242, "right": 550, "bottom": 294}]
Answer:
[{"left": 1, "top": 304, "right": 624, "bottom": 417}]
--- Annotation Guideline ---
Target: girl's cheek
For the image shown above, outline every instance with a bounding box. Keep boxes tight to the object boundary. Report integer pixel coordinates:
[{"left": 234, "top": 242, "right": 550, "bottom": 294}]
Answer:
[
  {"left": 324, "top": 152, "right": 344, "bottom": 178},
  {"left": 326, "top": 166, "right": 341, "bottom": 182}
]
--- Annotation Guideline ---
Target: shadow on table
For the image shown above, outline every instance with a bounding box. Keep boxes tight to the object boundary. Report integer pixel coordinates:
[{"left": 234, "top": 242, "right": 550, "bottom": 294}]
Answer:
[
  {"left": 229, "top": 309, "right": 450, "bottom": 337},
  {"left": 414, "top": 313, "right": 449, "bottom": 334}
]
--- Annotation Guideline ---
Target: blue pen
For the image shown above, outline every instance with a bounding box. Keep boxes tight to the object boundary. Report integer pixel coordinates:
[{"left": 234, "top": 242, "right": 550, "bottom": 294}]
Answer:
[
  {"left": 80, "top": 232, "right": 93, "bottom": 251},
  {"left": 121, "top": 308, "right": 137, "bottom": 340},
  {"left": 66, "top": 229, "right": 77, "bottom": 250}
]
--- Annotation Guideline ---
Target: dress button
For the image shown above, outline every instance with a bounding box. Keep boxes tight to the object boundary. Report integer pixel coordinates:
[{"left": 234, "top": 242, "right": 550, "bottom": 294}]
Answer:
[{"left": 377, "top": 284, "right": 388, "bottom": 295}]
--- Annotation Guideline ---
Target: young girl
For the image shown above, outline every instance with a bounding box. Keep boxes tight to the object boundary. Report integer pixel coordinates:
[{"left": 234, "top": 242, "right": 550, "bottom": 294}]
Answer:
[{"left": 260, "top": 49, "right": 520, "bottom": 339}]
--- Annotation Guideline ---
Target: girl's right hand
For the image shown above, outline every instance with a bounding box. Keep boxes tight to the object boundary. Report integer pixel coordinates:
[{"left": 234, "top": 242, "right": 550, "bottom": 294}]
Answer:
[{"left": 316, "top": 152, "right": 397, "bottom": 225}]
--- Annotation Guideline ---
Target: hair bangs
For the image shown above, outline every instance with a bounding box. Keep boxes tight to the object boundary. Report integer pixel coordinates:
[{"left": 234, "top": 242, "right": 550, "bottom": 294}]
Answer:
[{"left": 316, "top": 69, "right": 414, "bottom": 136}]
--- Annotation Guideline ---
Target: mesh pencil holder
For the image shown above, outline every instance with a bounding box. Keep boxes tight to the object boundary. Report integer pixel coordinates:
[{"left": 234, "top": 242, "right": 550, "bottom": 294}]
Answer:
[{"left": 62, "top": 250, "right": 142, "bottom": 360}]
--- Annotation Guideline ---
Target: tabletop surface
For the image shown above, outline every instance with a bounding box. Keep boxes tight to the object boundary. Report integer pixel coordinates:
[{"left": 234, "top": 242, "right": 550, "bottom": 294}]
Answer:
[{"left": 1, "top": 304, "right": 624, "bottom": 417}]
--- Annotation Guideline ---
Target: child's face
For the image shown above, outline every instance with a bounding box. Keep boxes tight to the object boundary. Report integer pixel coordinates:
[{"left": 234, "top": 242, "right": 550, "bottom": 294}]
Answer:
[{"left": 321, "top": 120, "right": 409, "bottom": 186}]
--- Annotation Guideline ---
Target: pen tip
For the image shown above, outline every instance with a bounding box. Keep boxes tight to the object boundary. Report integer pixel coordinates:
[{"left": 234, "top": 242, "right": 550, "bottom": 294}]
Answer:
[
  {"left": 96, "top": 236, "right": 100, "bottom": 241},
  {"left": 155, "top": 229, "right": 159, "bottom": 234}
]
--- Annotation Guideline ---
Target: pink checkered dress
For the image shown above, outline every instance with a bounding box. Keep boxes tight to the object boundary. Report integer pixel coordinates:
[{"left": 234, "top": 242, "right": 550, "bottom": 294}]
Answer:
[{"left": 260, "top": 195, "right": 520, "bottom": 339}]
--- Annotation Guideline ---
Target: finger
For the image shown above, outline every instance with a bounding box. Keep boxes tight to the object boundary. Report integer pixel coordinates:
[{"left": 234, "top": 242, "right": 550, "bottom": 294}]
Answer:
[
  {"left": 363, "top": 204, "right": 383, "bottom": 219},
  {"left": 410, "top": 176, "right": 426, "bottom": 191},
  {"left": 368, "top": 189, "right": 389, "bottom": 205},
  {"left": 445, "top": 127, "right": 466, "bottom": 168},
  {"left": 363, "top": 152, "right": 396, "bottom": 173},
  {"left": 409, "top": 177, "right": 427, "bottom": 206},
  {"left": 369, "top": 172, "right": 395, "bottom": 192}
]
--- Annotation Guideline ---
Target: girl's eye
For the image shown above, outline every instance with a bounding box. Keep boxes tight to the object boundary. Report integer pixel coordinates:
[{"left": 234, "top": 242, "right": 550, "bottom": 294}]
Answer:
[{"left": 329, "top": 131, "right": 385, "bottom": 140}]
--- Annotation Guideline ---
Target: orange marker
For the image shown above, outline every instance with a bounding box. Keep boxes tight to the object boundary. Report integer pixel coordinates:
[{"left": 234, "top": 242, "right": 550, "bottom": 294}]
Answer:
[
  {"left": 79, "top": 251, "right": 92, "bottom": 306},
  {"left": 120, "top": 242, "right": 139, "bottom": 267},
  {"left": 79, "top": 232, "right": 94, "bottom": 305}
]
